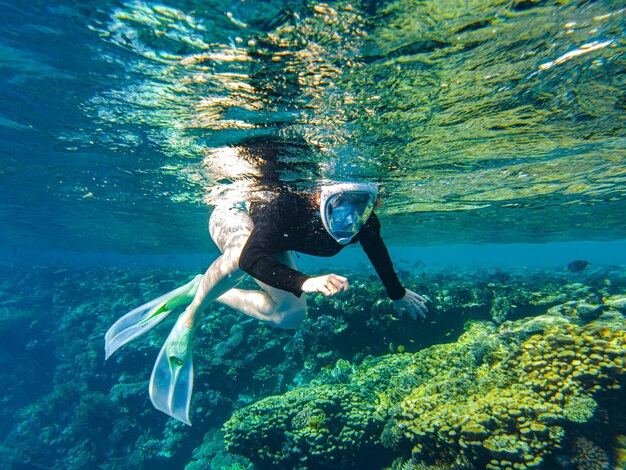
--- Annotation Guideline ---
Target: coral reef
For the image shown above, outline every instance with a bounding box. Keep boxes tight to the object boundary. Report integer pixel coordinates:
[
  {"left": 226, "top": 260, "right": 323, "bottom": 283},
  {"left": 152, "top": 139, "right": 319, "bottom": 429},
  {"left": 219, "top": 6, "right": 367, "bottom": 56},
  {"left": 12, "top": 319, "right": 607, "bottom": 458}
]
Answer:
[
  {"left": 224, "top": 314, "right": 626, "bottom": 469},
  {"left": 224, "top": 385, "right": 383, "bottom": 468},
  {"left": 490, "top": 295, "right": 512, "bottom": 324},
  {"left": 395, "top": 319, "right": 626, "bottom": 469},
  {"left": 614, "top": 434, "right": 626, "bottom": 470},
  {"left": 186, "top": 428, "right": 252, "bottom": 470},
  {"left": 514, "top": 322, "right": 625, "bottom": 403},
  {"left": 2, "top": 262, "right": 626, "bottom": 469},
  {"left": 571, "top": 437, "right": 610, "bottom": 470},
  {"left": 223, "top": 351, "right": 435, "bottom": 468}
]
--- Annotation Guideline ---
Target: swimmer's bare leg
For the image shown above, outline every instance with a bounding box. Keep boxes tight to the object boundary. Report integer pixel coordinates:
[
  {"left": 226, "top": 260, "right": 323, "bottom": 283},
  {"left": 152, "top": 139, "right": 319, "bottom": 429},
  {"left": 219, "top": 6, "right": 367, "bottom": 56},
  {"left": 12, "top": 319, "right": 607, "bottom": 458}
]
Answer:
[
  {"left": 150, "top": 205, "right": 278, "bottom": 424},
  {"left": 215, "top": 252, "right": 307, "bottom": 329},
  {"left": 177, "top": 206, "right": 254, "bottom": 328}
]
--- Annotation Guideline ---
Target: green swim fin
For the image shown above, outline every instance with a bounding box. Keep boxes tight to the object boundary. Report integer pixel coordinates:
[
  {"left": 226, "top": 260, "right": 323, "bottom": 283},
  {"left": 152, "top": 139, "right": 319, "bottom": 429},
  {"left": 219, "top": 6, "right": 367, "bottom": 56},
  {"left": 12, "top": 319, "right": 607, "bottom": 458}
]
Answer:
[
  {"left": 149, "top": 317, "right": 195, "bottom": 425},
  {"left": 105, "top": 274, "right": 202, "bottom": 359}
]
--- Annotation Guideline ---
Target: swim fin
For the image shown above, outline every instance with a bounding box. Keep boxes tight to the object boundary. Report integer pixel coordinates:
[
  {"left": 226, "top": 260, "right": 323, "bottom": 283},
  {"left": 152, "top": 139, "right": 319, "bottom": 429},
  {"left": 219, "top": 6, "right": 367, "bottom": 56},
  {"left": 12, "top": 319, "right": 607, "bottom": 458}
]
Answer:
[
  {"left": 149, "top": 317, "right": 195, "bottom": 425},
  {"left": 105, "top": 274, "right": 202, "bottom": 360}
]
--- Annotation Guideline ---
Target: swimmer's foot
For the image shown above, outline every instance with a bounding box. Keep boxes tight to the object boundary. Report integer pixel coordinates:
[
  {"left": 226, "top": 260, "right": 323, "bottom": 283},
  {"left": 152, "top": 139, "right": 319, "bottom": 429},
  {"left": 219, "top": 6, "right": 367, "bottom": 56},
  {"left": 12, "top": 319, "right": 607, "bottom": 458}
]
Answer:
[{"left": 105, "top": 275, "right": 202, "bottom": 359}]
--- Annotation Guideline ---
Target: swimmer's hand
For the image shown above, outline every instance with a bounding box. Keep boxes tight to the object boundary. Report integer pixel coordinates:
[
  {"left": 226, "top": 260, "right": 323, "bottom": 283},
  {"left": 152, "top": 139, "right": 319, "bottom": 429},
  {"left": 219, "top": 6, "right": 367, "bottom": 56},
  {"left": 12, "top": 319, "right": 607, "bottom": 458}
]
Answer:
[
  {"left": 393, "top": 289, "right": 428, "bottom": 320},
  {"left": 301, "top": 274, "right": 349, "bottom": 297}
]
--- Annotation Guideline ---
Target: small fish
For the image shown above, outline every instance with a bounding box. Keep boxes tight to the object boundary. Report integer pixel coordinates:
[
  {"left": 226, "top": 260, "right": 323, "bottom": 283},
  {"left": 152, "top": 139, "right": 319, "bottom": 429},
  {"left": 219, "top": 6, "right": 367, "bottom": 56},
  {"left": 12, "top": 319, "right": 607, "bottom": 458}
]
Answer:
[{"left": 567, "top": 260, "right": 590, "bottom": 272}]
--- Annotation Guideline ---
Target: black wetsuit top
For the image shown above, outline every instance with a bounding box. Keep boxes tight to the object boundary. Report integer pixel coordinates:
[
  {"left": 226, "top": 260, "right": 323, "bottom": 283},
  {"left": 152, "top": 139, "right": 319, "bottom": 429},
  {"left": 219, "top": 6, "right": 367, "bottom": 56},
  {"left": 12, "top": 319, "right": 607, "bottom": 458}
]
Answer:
[{"left": 239, "top": 192, "right": 406, "bottom": 300}]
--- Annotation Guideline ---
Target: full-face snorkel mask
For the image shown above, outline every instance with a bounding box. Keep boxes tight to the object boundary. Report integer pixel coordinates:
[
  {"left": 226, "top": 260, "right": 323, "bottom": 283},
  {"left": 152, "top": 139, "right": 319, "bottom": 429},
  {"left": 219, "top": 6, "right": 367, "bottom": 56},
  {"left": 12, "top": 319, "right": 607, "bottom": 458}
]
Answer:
[{"left": 319, "top": 183, "right": 378, "bottom": 245}]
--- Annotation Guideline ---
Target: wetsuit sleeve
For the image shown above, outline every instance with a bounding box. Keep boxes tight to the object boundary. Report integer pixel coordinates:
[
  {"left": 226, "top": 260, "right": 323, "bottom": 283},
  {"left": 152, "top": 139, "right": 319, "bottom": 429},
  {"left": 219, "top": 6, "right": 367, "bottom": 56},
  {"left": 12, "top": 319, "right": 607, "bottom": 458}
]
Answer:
[
  {"left": 239, "top": 195, "right": 310, "bottom": 297},
  {"left": 359, "top": 213, "right": 406, "bottom": 300}
]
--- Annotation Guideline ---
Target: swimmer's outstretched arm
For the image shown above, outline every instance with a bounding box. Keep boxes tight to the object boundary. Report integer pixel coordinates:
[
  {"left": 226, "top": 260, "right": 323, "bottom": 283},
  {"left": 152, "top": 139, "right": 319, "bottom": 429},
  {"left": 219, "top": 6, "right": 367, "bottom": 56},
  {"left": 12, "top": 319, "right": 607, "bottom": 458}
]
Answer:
[{"left": 359, "top": 214, "right": 429, "bottom": 320}]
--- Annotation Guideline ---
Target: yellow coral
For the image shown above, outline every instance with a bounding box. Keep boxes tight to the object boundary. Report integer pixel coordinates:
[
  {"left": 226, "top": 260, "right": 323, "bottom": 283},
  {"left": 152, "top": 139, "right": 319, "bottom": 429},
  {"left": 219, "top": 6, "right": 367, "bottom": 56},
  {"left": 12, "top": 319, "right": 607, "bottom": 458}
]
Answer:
[
  {"left": 515, "top": 322, "right": 626, "bottom": 403},
  {"left": 398, "top": 386, "right": 557, "bottom": 468},
  {"left": 395, "top": 319, "right": 625, "bottom": 469}
]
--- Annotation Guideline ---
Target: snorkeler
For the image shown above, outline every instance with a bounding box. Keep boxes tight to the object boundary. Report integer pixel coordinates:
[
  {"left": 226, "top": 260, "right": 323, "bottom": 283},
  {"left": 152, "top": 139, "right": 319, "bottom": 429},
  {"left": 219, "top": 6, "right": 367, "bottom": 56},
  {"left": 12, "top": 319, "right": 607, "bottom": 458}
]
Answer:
[{"left": 105, "top": 182, "right": 428, "bottom": 424}]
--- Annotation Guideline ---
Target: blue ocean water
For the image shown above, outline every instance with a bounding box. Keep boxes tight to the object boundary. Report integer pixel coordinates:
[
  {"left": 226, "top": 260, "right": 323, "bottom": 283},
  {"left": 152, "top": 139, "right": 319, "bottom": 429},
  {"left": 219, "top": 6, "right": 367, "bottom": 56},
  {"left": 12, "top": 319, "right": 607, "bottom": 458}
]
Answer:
[{"left": 1, "top": 0, "right": 626, "bottom": 469}]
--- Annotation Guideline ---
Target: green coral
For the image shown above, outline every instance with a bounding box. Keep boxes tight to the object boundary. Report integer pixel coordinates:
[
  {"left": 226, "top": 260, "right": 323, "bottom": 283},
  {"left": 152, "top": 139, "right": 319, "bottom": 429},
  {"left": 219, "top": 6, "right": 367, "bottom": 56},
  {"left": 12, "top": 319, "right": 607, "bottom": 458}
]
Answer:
[
  {"left": 490, "top": 296, "right": 511, "bottom": 324},
  {"left": 396, "top": 319, "right": 626, "bottom": 468},
  {"left": 381, "top": 419, "right": 405, "bottom": 450},
  {"left": 222, "top": 322, "right": 508, "bottom": 468},
  {"left": 223, "top": 384, "right": 383, "bottom": 468},
  {"left": 186, "top": 429, "right": 252, "bottom": 470},
  {"left": 223, "top": 347, "right": 462, "bottom": 467}
]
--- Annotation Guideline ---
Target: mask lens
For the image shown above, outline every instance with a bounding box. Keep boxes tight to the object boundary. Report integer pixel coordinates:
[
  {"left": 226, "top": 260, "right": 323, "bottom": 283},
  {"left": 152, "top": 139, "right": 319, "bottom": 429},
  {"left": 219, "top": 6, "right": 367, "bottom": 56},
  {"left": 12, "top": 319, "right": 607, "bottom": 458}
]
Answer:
[{"left": 327, "top": 192, "right": 375, "bottom": 235}]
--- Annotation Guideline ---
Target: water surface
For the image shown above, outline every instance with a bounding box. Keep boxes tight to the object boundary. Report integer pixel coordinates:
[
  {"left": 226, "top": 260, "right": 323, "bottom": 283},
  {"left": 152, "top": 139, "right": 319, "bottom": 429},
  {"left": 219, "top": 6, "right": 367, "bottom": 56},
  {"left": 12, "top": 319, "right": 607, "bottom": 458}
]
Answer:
[{"left": 1, "top": 0, "right": 624, "bottom": 252}]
